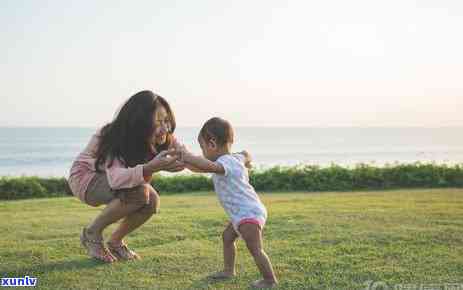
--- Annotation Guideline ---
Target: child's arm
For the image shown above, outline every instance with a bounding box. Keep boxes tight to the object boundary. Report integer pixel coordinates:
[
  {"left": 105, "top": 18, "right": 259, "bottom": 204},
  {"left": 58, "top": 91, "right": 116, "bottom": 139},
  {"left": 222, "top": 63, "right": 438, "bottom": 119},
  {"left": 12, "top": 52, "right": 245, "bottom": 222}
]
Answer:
[
  {"left": 184, "top": 163, "right": 208, "bottom": 173},
  {"left": 174, "top": 143, "right": 222, "bottom": 173},
  {"left": 181, "top": 151, "right": 225, "bottom": 174}
]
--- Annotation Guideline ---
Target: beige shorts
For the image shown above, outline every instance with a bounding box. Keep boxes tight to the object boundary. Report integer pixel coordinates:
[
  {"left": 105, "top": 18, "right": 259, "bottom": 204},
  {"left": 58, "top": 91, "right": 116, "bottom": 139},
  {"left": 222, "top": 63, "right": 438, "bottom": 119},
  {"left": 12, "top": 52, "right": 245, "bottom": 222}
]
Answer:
[{"left": 84, "top": 172, "right": 150, "bottom": 207}]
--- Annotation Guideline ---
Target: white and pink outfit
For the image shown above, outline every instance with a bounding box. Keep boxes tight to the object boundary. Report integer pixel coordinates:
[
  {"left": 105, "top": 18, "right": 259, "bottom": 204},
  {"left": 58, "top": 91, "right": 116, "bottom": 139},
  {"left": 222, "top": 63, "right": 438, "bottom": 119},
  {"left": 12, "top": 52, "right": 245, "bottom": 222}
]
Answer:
[{"left": 212, "top": 153, "right": 268, "bottom": 233}]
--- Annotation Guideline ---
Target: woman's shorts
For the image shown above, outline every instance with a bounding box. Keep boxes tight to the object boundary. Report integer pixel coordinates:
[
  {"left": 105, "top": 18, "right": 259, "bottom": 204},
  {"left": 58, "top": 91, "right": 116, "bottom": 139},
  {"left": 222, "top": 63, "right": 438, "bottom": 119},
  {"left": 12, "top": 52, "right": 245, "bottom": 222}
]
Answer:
[{"left": 84, "top": 172, "right": 151, "bottom": 207}]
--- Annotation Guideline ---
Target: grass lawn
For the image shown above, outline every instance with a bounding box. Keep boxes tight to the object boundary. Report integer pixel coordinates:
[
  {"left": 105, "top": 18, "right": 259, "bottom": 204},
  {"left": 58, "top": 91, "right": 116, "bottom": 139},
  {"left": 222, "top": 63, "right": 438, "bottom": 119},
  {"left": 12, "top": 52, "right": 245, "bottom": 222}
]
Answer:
[{"left": 0, "top": 189, "right": 462, "bottom": 289}]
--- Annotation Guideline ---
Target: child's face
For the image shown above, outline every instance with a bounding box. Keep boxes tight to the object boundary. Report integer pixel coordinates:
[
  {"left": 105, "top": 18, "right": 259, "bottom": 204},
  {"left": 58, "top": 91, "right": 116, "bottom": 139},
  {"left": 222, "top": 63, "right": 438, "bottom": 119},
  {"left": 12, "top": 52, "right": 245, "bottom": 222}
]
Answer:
[
  {"left": 198, "top": 135, "right": 217, "bottom": 161},
  {"left": 151, "top": 105, "right": 171, "bottom": 146}
]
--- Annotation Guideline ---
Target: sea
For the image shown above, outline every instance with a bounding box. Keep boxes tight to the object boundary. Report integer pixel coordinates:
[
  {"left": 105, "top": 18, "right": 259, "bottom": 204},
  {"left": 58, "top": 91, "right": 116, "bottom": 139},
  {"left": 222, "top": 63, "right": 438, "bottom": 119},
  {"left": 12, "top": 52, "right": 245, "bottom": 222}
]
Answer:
[{"left": 1, "top": 127, "right": 463, "bottom": 177}]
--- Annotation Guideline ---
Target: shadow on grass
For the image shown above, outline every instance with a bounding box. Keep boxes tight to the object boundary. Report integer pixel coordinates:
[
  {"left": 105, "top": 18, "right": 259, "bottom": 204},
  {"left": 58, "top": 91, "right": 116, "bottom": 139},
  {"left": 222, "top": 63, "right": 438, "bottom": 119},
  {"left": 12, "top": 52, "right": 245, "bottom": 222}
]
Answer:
[
  {"left": 2, "top": 258, "right": 107, "bottom": 277},
  {"left": 188, "top": 275, "right": 240, "bottom": 290},
  {"left": 189, "top": 276, "right": 263, "bottom": 290}
]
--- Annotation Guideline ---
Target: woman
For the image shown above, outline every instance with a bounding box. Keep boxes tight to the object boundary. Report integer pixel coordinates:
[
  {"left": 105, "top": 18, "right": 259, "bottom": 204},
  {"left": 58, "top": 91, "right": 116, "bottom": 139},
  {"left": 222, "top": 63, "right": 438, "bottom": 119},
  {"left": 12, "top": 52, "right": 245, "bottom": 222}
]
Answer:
[{"left": 68, "top": 90, "right": 184, "bottom": 263}]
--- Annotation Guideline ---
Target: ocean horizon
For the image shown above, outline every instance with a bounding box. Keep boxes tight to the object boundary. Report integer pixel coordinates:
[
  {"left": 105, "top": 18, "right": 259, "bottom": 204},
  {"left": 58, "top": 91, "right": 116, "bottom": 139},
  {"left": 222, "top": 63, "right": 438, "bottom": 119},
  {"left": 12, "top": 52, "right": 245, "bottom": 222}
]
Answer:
[{"left": 1, "top": 126, "right": 463, "bottom": 177}]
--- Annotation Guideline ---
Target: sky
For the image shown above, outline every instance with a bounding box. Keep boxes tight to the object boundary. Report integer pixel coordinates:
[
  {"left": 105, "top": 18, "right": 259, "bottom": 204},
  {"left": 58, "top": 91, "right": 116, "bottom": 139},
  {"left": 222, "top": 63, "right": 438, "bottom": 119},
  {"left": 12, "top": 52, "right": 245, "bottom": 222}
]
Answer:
[{"left": 1, "top": 0, "right": 462, "bottom": 127}]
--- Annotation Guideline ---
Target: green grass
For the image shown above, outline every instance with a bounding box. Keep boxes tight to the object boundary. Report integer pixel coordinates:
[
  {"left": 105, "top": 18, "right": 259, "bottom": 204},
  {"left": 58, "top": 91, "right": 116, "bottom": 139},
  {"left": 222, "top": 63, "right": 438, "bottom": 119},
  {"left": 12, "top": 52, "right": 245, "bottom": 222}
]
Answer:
[{"left": 1, "top": 189, "right": 462, "bottom": 289}]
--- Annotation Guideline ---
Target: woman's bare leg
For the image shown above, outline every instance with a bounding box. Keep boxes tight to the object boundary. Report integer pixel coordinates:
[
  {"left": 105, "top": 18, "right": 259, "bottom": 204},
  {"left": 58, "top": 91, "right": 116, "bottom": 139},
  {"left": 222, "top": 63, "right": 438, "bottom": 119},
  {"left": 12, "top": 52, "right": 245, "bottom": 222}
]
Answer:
[
  {"left": 85, "top": 198, "right": 142, "bottom": 241},
  {"left": 109, "top": 185, "right": 160, "bottom": 243},
  {"left": 85, "top": 185, "right": 150, "bottom": 241}
]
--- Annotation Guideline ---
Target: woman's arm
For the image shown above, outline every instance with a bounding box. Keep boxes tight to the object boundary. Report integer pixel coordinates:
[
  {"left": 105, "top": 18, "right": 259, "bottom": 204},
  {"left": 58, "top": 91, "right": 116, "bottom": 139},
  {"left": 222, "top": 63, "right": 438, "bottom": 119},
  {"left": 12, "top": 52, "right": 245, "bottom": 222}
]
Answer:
[{"left": 106, "top": 158, "right": 147, "bottom": 189}]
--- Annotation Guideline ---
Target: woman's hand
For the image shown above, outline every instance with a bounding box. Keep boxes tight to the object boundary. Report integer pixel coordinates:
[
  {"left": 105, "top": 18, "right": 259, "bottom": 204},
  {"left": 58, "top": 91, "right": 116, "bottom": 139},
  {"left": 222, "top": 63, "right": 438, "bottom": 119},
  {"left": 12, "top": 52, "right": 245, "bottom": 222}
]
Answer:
[
  {"left": 161, "top": 143, "right": 190, "bottom": 172},
  {"left": 143, "top": 149, "right": 180, "bottom": 176}
]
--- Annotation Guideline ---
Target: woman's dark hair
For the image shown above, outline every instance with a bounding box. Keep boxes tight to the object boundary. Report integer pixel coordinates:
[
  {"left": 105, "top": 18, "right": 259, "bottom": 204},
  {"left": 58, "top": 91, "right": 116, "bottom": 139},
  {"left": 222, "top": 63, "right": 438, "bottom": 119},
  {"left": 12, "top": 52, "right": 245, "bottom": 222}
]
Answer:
[
  {"left": 95, "top": 90, "right": 176, "bottom": 170},
  {"left": 199, "top": 117, "right": 234, "bottom": 146}
]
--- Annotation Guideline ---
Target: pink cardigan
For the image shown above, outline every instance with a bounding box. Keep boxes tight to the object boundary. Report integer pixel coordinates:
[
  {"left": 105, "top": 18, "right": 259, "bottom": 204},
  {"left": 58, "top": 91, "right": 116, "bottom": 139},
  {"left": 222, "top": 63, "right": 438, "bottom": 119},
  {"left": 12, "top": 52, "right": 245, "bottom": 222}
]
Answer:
[{"left": 68, "top": 128, "right": 180, "bottom": 203}]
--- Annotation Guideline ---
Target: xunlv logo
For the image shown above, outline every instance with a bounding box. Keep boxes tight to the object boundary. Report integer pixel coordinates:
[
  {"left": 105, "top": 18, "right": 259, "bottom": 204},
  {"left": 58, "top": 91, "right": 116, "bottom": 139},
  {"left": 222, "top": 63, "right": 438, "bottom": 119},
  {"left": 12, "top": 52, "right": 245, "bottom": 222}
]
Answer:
[{"left": 1, "top": 276, "right": 37, "bottom": 287}]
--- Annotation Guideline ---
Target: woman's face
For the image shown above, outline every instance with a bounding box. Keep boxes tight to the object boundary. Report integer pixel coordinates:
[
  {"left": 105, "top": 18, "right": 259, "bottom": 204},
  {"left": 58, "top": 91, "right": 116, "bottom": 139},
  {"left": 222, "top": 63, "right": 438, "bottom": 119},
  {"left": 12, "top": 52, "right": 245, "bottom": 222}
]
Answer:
[{"left": 151, "top": 105, "right": 171, "bottom": 146}]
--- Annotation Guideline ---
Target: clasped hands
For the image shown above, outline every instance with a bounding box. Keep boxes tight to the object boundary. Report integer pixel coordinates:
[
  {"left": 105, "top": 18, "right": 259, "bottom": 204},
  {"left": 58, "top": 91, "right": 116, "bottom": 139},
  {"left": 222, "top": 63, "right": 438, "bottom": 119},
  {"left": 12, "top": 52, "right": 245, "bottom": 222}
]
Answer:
[
  {"left": 145, "top": 145, "right": 252, "bottom": 175},
  {"left": 144, "top": 145, "right": 191, "bottom": 174}
]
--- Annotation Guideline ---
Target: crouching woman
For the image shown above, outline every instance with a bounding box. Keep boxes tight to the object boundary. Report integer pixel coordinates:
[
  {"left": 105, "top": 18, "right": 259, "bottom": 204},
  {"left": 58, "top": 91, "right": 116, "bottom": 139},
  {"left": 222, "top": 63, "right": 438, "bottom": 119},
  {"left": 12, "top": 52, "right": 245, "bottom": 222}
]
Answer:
[{"left": 68, "top": 90, "right": 184, "bottom": 263}]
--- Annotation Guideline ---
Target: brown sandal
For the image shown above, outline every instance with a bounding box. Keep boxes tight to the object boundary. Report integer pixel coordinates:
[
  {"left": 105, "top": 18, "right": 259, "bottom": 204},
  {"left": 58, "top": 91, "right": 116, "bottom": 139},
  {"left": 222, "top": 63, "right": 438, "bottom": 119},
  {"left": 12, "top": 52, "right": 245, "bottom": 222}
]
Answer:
[
  {"left": 80, "top": 228, "right": 117, "bottom": 263},
  {"left": 107, "top": 241, "right": 141, "bottom": 261}
]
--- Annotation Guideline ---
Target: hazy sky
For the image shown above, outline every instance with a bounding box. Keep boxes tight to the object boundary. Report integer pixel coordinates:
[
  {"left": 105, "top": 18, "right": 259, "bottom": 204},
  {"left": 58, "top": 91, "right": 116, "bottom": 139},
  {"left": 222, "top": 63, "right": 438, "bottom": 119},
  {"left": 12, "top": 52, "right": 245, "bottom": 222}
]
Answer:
[{"left": 1, "top": 0, "right": 462, "bottom": 127}]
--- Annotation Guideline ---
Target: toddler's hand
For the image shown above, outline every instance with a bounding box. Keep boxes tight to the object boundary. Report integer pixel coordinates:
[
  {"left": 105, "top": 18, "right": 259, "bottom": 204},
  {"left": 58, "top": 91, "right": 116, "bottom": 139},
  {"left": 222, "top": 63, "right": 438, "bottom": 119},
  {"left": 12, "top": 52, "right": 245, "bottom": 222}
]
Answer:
[
  {"left": 176, "top": 144, "right": 194, "bottom": 163},
  {"left": 240, "top": 150, "right": 253, "bottom": 169}
]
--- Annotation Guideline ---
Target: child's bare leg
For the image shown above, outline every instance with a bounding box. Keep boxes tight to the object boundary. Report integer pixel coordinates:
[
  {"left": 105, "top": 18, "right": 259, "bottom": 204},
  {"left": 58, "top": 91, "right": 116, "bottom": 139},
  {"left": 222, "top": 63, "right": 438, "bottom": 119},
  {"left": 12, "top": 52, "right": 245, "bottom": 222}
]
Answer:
[
  {"left": 223, "top": 223, "right": 239, "bottom": 275},
  {"left": 239, "top": 223, "right": 278, "bottom": 288},
  {"left": 210, "top": 223, "right": 238, "bottom": 279}
]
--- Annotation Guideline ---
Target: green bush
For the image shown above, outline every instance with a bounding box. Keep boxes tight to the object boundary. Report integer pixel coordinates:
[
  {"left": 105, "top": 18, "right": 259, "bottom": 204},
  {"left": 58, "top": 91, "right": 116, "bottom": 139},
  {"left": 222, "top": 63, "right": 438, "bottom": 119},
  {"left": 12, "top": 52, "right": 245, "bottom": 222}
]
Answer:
[
  {"left": 1, "top": 163, "right": 463, "bottom": 200},
  {"left": 0, "top": 177, "right": 47, "bottom": 200}
]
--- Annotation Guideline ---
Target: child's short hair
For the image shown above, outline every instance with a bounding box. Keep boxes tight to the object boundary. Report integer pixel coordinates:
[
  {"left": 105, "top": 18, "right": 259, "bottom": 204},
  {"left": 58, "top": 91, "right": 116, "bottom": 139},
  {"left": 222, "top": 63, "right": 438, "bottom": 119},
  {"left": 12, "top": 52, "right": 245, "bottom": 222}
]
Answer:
[{"left": 199, "top": 117, "right": 234, "bottom": 146}]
